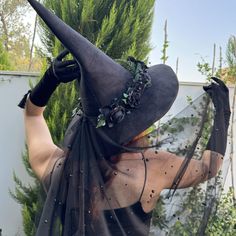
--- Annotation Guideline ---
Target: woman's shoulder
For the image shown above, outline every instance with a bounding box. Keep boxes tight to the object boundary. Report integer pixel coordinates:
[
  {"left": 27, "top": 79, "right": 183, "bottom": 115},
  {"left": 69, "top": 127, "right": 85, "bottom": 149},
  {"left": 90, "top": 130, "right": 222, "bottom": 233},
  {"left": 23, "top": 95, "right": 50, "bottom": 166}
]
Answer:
[
  {"left": 118, "top": 149, "right": 171, "bottom": 165},
  {"left": 41, "top": 147, "right": 67, "bottom": 192},
  {"left": 143, "top": 148, "right": 173, "bottom": 161}
]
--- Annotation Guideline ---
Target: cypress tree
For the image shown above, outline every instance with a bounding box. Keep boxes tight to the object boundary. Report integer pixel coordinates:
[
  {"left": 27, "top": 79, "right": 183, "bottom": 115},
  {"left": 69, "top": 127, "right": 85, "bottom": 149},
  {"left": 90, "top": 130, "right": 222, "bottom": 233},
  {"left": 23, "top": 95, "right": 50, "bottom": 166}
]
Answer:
[
  {"left": 39, "top": 0, "right": 155, "bottom": 60},
  {"left": 11, "top": 1, "right": 156, "bottom": 235},
  {"left": 0, "top": 40, "right": 12, "bottom": 70}
]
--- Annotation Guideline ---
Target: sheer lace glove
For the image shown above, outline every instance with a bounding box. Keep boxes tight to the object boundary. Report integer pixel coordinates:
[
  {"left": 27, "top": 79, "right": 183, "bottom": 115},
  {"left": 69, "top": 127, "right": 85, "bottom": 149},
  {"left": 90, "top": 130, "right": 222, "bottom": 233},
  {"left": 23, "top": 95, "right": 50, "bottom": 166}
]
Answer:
[
  {"left": 203, "top": 77, "right": 231, "bottom": 155},
  {"left": 18, "top": 49, "right": 80, "bottom": 108}
]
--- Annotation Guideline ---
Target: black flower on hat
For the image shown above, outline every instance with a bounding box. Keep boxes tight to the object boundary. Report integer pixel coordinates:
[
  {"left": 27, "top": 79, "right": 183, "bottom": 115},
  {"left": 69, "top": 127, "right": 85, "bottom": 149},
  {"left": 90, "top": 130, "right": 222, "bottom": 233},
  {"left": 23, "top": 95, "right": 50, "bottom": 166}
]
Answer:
[{"left": 97, "top": 57, "right": 152, "bottom": 128}]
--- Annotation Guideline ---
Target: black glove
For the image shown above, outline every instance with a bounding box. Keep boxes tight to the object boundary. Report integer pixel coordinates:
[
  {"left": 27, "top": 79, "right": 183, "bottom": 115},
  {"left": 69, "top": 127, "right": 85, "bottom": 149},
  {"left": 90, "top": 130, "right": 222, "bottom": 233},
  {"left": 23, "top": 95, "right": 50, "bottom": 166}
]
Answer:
[
  {"left": 203, "top": 77, "right": 231, "bottom": 155},
  {"left": 203, "top": 77, "right": 231, "bottom": 128},
  {"left": 49, "top": 49, "right": 80, "bottom": 83},
  {"left": 18, "top": 49, "right": 80, "bottom": 108}
]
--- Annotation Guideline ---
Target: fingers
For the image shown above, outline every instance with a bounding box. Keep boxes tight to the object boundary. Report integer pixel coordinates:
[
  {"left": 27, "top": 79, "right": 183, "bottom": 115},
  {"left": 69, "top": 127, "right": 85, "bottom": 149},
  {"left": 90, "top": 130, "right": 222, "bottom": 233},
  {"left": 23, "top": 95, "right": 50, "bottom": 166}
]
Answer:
[
  {"left": 211, "top": 77, "right": 229, "bottom": 91},
  {"left": 211, "top": 76, "right": 223, "bottom": 85},
  {"left": 203, "top": 81, "right": 221, "bottom": 91},
  {"left": 71, "top": 65, "right": 80, "bottom": 73},
  {"left": 203, "top": 83, "right": 218, "bottom": 99},
  {"left": 57, "top": 49, "right": 70, "bottom": 61},
  {"left": 203, "top": 83, "right": 216, "bottom": 92},
  {"left": 71, "top": 72, "right": 81, "bottom": 79},
  {"left": 203, "top": 84, "right": 212, "bottom": 92},
  {"left": 59, "top": 60, "right": 78, "bottom": 67},
  {"left": 62, "top": 65, "right": 80, "bottom": 74}
]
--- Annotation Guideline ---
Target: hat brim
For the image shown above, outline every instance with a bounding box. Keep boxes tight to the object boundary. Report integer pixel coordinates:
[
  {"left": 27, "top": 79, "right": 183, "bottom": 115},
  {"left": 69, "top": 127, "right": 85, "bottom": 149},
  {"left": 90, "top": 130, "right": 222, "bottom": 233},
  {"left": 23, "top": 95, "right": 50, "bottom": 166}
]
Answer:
[{"left": 95, "top": 64, "right": 179, "bottom": 146}]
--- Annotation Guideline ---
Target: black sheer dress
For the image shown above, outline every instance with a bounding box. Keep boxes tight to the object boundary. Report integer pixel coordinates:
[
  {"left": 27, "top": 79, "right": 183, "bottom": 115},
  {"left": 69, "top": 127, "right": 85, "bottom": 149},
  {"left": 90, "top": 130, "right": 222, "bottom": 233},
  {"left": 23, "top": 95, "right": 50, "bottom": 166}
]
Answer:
[{"left": 36, "top": 93, "right": 229, "bottom": 236}]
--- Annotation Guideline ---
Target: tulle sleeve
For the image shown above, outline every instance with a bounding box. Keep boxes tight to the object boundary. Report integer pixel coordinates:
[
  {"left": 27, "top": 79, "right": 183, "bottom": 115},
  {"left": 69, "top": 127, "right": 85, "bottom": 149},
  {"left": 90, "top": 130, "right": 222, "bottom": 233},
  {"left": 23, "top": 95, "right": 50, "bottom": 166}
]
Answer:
[{"left": 42, "top": 148, "right": 66, "bottom": 193}]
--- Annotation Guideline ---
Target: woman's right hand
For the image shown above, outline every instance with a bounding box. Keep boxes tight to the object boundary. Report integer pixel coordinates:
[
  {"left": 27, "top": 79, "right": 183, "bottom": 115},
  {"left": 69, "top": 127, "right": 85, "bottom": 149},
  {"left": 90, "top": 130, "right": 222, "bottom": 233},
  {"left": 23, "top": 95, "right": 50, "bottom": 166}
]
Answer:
[{"left": 47, "top": 49, "right": 81, "bottom": 84}]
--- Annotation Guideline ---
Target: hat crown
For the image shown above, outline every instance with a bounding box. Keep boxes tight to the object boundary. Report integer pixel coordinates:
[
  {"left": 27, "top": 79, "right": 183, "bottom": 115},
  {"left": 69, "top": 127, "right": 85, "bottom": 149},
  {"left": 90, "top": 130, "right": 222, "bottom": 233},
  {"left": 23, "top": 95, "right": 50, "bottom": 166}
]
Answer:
[
  {"left": 79, "top": 59, "right": 132, "bottom": 117},
  {"left": 27, "top": 0, "right": 179, "bottom": 154}
]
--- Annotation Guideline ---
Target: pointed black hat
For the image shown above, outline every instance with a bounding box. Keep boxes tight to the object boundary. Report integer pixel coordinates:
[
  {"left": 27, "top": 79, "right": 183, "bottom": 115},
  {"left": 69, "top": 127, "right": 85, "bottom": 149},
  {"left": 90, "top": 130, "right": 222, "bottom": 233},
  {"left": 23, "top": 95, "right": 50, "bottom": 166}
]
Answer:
[{"left": 27, "top": 0, "right": 179, "bottom": 149}]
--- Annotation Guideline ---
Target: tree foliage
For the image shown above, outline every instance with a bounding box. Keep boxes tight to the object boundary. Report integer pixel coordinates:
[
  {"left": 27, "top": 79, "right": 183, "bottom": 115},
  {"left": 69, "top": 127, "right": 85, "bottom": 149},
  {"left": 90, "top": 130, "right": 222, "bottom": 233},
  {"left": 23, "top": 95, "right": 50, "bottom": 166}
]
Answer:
[
  {"left": 160, "top": 20, "right": 169, "bottom": 64},
  {"left": 164, "top": 187, "right": 236, "bottom": 236},
  {"left": 10, "top": 147, "right": 45, "bottom": 236},
  {"left": 0, "top": 0, "right": 42, "bottom": 70},
  {"left": 0, "top": 39, "right": 11, "bottom": 70},
  {"left": 0, "top": 0, "right": 28, "bottom": 50},
  {"left": 39, "top": 0, "right": 155, "bottom": 60},
  {"left": 225, "top": 35, "right": 236, "bottom": 84},
  {"left": 206, "top": 188, "right": 236, "bottom": 235},
  {"left": 226, "top": 36, "right": 236, "bottom": 73}
]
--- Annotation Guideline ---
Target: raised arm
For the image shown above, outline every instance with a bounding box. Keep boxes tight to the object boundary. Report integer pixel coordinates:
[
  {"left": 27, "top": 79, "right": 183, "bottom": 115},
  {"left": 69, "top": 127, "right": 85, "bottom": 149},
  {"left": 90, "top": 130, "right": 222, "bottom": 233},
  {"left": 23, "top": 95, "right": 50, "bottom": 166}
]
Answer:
[
  {"left": 24, "top": 99, "right": 59, "bottom": 180},
  {"left": 154, "top": 150, "right": 223, "bottom": 189},
  {"left": 155, "top": 77, "right": 230, "bottom": 190},
  {"left": 19, "top": 49, "right": 80, "bottom": 179}
]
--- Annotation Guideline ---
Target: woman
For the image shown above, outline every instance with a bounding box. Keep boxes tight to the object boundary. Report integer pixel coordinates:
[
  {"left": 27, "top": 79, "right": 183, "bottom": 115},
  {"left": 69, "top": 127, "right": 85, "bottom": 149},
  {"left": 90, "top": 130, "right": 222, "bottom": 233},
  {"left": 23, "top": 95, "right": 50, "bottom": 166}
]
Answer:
[{"left": 20, "top": 1, "right": 231, "bottom": 235}]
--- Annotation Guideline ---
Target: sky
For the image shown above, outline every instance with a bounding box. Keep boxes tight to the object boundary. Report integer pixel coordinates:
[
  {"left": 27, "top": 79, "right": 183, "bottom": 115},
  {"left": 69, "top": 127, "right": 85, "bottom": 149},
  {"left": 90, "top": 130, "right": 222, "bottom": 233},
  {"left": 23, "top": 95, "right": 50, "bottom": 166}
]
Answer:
[
  {"left": 27, "top": 0, "right": 236, "bottom": 82},
  {"left": 149, "top": 0, "right": 236, "bottom": 82}
]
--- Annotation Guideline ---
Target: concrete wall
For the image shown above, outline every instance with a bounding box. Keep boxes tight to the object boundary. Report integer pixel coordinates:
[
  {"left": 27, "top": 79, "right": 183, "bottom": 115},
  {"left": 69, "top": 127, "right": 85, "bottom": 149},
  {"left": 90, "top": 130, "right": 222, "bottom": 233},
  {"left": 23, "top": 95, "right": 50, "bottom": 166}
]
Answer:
[
  {"left": 0, "top": 72, "right": 235, "bottom": 235},
  {"left": 0, "top": 72, "right": 38, "bottom": 236}
]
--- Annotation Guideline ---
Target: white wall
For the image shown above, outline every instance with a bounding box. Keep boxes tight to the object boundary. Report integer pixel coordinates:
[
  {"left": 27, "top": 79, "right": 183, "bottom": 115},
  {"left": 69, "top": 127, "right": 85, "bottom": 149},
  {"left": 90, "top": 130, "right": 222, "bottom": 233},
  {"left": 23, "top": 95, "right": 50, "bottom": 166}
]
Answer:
[
  {"left": 0, "top": 72, "right": 235, "bottom": 235},
  {"left": 0, "top": 72, "right": 38, "bottom": 236}
]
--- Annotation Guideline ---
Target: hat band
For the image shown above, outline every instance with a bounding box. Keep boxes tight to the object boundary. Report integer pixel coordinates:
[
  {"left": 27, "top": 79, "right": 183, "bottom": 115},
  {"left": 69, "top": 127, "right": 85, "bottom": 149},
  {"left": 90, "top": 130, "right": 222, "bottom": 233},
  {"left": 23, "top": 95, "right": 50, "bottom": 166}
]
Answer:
[{"left": 97, "top": 57, "right": 152, "bottom": 128}]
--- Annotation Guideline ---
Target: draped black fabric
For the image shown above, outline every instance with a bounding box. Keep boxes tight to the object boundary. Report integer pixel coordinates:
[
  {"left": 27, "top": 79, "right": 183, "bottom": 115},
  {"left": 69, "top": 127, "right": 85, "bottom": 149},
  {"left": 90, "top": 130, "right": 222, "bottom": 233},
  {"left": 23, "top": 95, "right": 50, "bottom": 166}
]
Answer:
[
  {"left": 38, "top": 114, "right": 153, "bottom": 236},
  {"left": 36, "top": 93, "right": 230, "bottom": 236}
]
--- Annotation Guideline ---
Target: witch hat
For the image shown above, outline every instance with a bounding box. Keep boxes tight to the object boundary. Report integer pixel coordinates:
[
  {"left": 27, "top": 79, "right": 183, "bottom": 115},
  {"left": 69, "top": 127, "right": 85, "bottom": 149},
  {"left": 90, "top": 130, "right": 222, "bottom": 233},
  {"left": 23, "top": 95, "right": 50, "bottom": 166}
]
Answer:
[{"left": 27, "top": 0, "right": 179, "bottom": 149}]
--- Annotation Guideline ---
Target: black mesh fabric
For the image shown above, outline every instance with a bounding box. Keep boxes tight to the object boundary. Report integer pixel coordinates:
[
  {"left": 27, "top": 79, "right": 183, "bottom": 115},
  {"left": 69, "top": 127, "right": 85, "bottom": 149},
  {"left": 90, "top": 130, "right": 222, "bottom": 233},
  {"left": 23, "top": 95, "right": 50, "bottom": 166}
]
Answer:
[{"left": 36, "top": 93, "right": 230, "bottom": 236}]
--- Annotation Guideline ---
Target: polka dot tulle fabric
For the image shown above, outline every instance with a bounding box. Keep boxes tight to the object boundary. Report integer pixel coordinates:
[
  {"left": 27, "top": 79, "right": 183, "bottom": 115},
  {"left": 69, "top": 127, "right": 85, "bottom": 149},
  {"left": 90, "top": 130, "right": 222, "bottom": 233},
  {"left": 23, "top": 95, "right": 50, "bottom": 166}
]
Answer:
[{"left": 36, "top": 94, "right": 226, "bottom": 235}]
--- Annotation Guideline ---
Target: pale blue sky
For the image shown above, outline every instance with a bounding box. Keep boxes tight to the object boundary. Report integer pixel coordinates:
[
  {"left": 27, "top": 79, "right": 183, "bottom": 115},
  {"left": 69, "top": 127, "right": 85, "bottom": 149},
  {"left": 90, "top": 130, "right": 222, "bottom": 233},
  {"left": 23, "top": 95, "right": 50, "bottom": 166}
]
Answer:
[{"left": 149, "top": 0, "right": 236, "bottom": 82}]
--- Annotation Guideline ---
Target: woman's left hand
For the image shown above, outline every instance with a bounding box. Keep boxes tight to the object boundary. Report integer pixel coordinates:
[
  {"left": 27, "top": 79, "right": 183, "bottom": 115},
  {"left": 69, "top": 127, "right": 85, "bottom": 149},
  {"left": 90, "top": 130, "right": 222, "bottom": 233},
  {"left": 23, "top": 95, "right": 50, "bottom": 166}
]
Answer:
[{"left": 203, "top": 77, "right": 230, "bottom": 113}]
